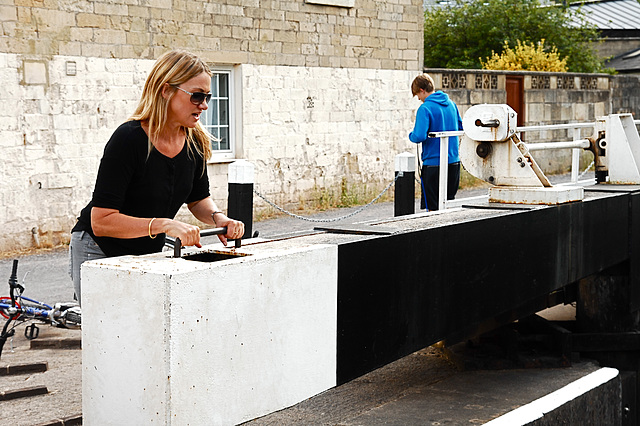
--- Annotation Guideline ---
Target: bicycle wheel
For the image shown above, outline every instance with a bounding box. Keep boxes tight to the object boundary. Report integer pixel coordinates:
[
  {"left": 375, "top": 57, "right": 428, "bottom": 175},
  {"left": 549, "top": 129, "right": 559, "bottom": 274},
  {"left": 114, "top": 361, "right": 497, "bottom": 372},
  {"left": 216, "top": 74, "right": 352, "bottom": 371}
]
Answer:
[
  {"left": 65, "top": 310, "right": 81, "bottom": 326},
  {"left": 0, "top": 297, "right": 21, "bottom": 320}
]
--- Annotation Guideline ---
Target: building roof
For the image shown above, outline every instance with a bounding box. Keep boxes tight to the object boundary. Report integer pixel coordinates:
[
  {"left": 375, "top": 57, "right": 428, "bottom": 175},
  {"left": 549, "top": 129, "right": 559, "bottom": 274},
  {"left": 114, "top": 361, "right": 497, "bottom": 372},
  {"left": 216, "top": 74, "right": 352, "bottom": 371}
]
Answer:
[
  {"left": 569, "top": 0, "right": 640, "bottom": 31},
  {"left": 606, "top": 47, "right": 640, "bottom": 72}
]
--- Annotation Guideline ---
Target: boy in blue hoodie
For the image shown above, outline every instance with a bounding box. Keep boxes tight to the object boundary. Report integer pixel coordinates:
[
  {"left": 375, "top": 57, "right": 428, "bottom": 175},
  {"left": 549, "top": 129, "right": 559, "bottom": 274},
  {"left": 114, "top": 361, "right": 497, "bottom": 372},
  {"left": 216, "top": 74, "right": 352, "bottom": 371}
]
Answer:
[{"left": 409, "top": 74, "right": 463, "bottom": 211}]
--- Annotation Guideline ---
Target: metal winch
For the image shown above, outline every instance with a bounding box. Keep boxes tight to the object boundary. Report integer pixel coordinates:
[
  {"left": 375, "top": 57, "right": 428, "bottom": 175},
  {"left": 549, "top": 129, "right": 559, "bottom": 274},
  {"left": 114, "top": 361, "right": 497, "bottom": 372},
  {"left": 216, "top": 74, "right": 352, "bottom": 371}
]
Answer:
[{"left": 460, "top": 104, "right": 640, "bottom": 204}]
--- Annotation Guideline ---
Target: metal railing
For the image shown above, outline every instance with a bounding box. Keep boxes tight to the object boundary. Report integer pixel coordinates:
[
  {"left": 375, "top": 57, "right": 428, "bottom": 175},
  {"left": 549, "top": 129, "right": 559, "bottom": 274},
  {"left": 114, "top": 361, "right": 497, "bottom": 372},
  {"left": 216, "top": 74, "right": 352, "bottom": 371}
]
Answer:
[{"left": 428, "top": 118, "right": 640, "bottom": 211}]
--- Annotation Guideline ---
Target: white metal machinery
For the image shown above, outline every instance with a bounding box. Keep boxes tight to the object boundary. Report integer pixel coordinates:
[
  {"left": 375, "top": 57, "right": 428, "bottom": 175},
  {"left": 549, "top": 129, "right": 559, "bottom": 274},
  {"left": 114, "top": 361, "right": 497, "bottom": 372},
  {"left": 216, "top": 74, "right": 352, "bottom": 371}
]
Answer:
[
  {"left": 597, "top": 113, "right": 640, "bottom": 184},
  {"left": 460, "top": 104, "right": 584, "bottom": 205}
]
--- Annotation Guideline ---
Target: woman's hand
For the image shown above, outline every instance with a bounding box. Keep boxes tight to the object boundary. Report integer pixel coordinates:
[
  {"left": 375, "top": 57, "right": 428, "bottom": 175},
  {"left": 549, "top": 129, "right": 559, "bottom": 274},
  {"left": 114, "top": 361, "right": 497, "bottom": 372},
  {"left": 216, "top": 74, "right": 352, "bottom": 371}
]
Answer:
[
  {"left": 188, "top": 197, "right": 245, "bottom": 246},
  {"left": 213, "top": 214, "right": 245, "bottom": 246},
  {"left": 162, "top": 219, "right": 202, "bottom": 248}
]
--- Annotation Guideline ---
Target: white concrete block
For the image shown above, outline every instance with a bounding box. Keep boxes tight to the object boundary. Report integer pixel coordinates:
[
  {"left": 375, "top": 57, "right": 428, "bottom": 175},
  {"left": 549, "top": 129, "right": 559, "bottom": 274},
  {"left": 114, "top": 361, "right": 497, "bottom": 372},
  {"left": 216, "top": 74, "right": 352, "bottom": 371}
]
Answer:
[
  {"left": 82, "top": 243, "right": 338, "bottom": 425},
  {"left": 489, "top": 186, "right": 584, "bottom": 205},
  {"left": 228, "top": 159, "right": 255, "bottom": 184},
  {"left": 395, "top": 152, "right": 415, "bottom": 172}
]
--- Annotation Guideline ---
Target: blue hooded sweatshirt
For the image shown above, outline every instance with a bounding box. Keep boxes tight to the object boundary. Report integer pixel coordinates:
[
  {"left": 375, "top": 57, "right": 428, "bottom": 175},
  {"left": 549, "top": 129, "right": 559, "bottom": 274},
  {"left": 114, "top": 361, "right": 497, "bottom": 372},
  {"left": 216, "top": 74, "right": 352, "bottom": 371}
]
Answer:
[{"left": 409, "top": 91, "right": 463, "bottom": 166}]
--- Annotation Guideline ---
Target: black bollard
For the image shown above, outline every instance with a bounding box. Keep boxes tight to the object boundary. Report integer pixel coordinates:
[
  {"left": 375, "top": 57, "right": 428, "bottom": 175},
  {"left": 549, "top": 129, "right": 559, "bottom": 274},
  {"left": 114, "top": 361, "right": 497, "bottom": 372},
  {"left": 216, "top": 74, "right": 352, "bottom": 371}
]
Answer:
[
  {"left": 394, "top": 153, "right": 415, "bottom": 217},
  {"left": 227, "top": 160, "right": 254, "bottom": 239}
]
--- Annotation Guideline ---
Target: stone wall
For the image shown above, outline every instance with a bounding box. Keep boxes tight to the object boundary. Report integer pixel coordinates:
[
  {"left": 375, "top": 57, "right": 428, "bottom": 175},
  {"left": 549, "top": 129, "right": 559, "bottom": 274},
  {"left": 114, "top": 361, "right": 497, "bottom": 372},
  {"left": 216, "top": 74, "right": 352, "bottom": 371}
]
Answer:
[
  {"left": 0, "top": 53, "right": 152, "bottom": 251},
  {"left": 597, "top": 37, "right": 640, "bottom": 60},
  {"left": 612, "top": 75, "right": 640, "bottom": 117},
  {"left": 0, "top": 0, "right": 424, "bottom": 252},
  {"left": 0, "top": 0, "right": 422, "bottom": 70},
  {"left": 425, "top": 69, "right": 618, "bottom": 123},
  {"left": 241, "top": 64, "right": 416, "bottom": 211}
]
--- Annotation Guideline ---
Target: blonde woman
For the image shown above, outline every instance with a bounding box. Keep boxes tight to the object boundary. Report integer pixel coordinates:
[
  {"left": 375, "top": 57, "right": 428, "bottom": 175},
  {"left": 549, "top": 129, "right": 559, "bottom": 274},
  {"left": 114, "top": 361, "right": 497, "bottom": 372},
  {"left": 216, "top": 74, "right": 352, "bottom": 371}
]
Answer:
[{"left": 70, "top": 50, "right": 244, "bottom": 304}]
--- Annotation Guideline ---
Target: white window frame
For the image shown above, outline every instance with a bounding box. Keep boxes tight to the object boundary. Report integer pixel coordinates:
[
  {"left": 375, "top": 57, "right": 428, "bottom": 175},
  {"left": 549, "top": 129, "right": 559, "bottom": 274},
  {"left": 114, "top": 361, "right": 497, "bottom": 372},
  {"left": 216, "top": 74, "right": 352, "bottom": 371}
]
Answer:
[{"left": 203, "top": 66, "right": 239, "bottom": 163}]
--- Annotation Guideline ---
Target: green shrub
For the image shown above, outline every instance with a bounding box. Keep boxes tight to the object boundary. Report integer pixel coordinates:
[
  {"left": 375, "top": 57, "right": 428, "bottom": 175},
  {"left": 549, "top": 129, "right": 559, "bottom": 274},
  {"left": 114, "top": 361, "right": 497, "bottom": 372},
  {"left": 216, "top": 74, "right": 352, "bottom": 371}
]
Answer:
[{"left": 481, "top": 39, "right": 568, "bottom": 72}]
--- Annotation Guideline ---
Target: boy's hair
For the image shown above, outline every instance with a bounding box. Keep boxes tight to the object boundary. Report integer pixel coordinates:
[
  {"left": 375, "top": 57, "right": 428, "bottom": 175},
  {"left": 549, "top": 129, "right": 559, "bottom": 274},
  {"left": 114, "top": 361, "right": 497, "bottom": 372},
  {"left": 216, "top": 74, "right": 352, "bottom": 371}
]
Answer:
[{"left": 411, "top": 74, "right": 435, "bottom": 96}]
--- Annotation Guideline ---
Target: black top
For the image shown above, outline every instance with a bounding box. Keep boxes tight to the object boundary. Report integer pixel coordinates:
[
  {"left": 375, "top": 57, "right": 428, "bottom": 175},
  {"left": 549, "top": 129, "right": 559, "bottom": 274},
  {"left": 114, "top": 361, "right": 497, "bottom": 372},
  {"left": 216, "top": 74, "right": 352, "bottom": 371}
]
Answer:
[{"left": 72, "top": 120, "right": 210, "bottom": 257}]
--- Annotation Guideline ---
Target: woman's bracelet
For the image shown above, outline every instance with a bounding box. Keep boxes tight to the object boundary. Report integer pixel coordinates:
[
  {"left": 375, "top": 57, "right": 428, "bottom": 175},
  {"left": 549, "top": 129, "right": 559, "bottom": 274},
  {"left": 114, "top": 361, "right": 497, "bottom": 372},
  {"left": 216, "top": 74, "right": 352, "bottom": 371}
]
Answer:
[
  {"left": 148, "top": 217, "right": 157, "bottom": 239},
  {"left": 212, "top": 211, "right": 223, "bottom": 226}
]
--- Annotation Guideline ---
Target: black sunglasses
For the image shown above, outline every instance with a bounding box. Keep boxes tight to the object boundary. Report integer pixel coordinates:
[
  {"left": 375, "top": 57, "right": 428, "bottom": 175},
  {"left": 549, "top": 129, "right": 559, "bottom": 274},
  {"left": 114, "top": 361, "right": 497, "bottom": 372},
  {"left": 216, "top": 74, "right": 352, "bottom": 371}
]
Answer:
[{"left": 172, "top": 85, "right": 212, "bottom": 105}]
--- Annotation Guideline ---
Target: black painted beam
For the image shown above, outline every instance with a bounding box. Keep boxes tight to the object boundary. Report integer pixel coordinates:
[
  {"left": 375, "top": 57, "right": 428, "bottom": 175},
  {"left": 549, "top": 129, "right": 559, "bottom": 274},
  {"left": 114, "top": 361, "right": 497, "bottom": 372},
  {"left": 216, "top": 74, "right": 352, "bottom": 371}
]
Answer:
[{"left": 336, "top": 188, "right": 639, "bottom": 384}]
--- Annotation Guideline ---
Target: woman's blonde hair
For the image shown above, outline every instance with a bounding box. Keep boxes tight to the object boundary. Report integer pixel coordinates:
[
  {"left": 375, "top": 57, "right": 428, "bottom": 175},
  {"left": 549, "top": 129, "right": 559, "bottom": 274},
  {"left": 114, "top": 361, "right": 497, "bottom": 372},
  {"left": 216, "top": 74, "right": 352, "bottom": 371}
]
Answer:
[{"left": 130, "top": 50, "right": 213, "bottom": 164}]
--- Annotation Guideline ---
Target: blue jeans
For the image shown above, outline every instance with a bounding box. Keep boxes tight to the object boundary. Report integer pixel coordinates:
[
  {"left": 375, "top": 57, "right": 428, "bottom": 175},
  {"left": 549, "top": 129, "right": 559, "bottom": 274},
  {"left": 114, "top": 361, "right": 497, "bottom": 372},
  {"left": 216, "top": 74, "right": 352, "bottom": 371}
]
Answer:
[{"left": 69, "top": 231, "right": 106, "bottom": 306}]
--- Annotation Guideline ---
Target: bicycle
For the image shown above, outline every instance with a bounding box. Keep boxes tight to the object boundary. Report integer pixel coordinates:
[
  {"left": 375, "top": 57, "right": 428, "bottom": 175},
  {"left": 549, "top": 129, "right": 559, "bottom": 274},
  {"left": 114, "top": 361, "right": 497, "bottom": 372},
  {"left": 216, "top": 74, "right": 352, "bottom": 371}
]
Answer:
[{"left": 0, "top": 259, "right": 81, "bottom": 358}]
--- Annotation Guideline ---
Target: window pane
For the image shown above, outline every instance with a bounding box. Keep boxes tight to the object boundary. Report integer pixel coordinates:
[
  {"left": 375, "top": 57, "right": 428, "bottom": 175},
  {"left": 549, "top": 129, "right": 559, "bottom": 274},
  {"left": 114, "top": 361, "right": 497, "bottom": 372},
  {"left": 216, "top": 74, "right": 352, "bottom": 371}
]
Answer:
[
  {"left": 211, "top": 74, "right": 219, "bottom": 97},
  {"left": 219, "top": 74, "right": 228, "bottom": 97},
  {"left": 219, "top": 99, "right": 228, "bottom": 126},
  {"left": 219, "top": 127, "right": 229, "bottom": 150},
  {"left": 210, "top": 127, "right": 220, "bottom": 150},
  {"left": 210, "top": 100, "right": 219, "bottom": 125},
  {"left": 201, "top": 107, "right": 210, "bottom": 127},
  {"left": 205, "top": 70, "right": 232, "bottom": 154}
]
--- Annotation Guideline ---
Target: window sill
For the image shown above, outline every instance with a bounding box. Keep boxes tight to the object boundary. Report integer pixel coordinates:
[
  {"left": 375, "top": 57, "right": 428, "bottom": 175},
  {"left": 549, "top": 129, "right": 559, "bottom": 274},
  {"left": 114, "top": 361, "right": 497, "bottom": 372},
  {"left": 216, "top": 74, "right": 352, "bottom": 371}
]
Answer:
[
  {"left": 207, "top": 157, "right": 240, "bottom": 165},
  {"left": 305, "top": 0, "right": 354, "bottom": 7}
]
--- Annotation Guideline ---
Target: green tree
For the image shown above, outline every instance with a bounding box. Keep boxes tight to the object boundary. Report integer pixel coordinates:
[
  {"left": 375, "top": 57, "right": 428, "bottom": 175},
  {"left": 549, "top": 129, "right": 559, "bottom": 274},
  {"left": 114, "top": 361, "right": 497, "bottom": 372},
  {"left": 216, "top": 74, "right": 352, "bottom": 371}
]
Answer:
[{"left": 423, "top": 0, "right": 606, "bottom": 73}]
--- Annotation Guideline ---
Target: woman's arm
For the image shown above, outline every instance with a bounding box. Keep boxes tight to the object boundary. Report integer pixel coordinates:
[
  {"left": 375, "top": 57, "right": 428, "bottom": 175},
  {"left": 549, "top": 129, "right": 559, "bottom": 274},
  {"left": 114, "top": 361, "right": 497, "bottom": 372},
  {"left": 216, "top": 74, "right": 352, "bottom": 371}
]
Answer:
[{"left": 91, "top": 207, "right": 203, "bottom": 247}]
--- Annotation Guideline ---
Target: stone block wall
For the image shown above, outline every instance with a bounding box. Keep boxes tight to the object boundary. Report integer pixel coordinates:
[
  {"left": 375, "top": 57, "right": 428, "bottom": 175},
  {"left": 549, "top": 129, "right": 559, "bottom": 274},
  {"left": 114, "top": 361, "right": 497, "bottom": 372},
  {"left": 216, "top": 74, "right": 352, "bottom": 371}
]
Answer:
[
  {"left": 0, "top": 0, "right": 424, "bottom": 252},
  {"left": 424, "top": 69, "right": 640, "bottom": 174},
  {"left": 425, "top": 69, "right": 616, "bottom": 125},
  {"left": 0, "top": 53, "right": 152, "bottom": 251},
  {"left": 0, "top": 0, "right": 422, "bottom": 70},
  {"left": 241, "top": 64, "right": 416, "bottom": 211},
  {"left": 612, "top": 75, "right": 640, "bottom": 118}
]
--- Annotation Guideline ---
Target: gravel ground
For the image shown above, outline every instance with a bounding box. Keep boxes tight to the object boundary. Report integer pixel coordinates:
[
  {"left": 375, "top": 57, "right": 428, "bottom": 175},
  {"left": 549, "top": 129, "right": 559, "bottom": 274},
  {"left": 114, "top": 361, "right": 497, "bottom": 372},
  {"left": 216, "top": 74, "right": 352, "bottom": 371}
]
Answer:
[{"left": 0, "top": 325, "right": 81, "bottom": 425}]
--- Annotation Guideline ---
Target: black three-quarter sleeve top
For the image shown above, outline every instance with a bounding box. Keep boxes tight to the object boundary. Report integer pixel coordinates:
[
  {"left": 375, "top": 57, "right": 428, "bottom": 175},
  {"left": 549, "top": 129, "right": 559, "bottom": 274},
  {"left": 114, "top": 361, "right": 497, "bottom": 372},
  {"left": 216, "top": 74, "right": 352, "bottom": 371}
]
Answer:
[{"left": 72, "top": 120, "right": 211, "bottom": 257}]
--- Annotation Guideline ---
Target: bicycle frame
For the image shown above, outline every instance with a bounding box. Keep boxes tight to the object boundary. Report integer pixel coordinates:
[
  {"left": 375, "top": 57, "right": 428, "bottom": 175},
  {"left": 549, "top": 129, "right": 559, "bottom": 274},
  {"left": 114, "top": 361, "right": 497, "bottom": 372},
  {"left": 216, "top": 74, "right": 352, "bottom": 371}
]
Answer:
[
  {"left": 0, "top": 259, "right": 81, "bottom": 358},
  {"left": 0, "top": 295, "right": 53, "bottom": 321}
]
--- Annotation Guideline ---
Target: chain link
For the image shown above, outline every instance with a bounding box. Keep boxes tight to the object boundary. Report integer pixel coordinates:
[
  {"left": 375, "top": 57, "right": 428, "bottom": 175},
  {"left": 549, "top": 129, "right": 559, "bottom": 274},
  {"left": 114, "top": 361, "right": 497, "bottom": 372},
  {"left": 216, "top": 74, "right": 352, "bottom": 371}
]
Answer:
[
  {"left": 253, "top": 160, "right": 595, "bottom": 224},
  {"left": 253, "top": 174, "right": 400, "bottom": 223},
  {"left": 578, "top": 160, "right": 595, "bottom": 180}
]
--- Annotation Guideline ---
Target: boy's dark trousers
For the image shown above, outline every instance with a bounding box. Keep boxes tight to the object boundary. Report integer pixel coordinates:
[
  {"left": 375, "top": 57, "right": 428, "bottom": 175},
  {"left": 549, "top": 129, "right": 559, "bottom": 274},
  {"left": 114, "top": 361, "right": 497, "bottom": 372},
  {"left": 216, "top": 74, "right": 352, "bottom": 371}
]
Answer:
[{"left": 420, "top": 162, "right": 460, "bottom": 211}]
